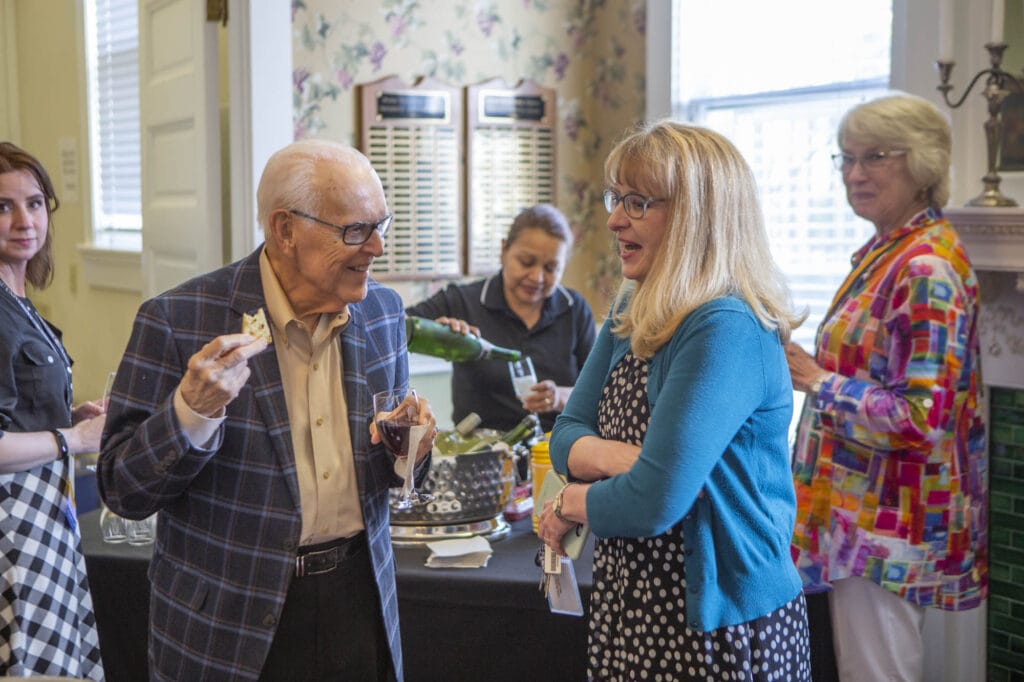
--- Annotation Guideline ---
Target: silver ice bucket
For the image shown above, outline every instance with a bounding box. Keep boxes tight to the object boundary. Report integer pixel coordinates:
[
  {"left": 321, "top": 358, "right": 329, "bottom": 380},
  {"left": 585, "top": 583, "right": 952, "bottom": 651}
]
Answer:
[{"left": 389, "top": 445, "right": 516, "bottom": 524}]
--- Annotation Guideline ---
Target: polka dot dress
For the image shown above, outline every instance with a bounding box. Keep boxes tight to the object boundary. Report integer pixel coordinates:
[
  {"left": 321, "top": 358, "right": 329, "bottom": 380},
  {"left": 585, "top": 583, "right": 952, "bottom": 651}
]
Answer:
[{"left": 588, "top": 352, "right": 810, "bottom": 681}]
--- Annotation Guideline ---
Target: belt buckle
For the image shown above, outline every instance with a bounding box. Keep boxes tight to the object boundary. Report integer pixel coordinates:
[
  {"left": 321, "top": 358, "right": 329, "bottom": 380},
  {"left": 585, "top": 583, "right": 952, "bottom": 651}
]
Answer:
[{"left": 295, "top": 546, "right": 338, "bottom": 577}]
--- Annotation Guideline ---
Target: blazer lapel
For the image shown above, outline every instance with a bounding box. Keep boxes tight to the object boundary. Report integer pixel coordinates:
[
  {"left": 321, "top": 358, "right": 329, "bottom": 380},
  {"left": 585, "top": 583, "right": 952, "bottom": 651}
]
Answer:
[
  {"left": 230, "top": 249, "right": 301, "bottom": 510},
  {"left": 341, "top": 304, "right": 373, "bottom": 499}
]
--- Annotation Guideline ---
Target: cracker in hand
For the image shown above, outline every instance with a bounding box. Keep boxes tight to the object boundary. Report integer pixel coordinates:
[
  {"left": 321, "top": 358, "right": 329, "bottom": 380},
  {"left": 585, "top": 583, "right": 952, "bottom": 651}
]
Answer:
[{"left": 242, "top": 307, "right": 272, "bottom": 344}]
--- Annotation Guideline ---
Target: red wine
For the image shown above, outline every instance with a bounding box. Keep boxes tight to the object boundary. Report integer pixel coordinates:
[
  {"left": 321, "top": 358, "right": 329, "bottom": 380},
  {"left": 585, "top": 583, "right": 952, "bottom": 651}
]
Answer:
[{"left": 377, "top": 418, "right": 414, "bottom": 456}]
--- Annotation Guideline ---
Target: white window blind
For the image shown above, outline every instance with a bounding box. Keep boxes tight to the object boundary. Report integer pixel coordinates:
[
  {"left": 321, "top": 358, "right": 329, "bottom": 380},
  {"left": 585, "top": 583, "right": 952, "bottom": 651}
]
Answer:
[
  {"left": 674, "top": 0, "right": 892, "bottom": 351},
  {"left": 84, "top": 0, "right": 141, "bottom": 246}
]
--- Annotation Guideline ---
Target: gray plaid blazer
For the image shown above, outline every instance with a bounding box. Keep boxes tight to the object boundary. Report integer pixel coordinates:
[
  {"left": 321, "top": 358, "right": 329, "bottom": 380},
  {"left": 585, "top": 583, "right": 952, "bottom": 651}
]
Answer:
[{"left": 98, "top": 247, "right": 412, "bottom": 681}]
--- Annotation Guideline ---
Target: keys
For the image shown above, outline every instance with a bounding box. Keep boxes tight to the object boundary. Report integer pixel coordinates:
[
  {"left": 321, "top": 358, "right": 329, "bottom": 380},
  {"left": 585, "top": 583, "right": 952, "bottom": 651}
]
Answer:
[{"left": 536, "top": 546, "right": 561, "bottom": 598}]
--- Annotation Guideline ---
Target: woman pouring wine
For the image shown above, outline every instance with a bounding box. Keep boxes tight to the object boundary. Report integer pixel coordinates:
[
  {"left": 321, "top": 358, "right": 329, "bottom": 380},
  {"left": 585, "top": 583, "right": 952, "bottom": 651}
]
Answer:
[{"left": 406, "top": 204, "right": 596, "bottom": 432}]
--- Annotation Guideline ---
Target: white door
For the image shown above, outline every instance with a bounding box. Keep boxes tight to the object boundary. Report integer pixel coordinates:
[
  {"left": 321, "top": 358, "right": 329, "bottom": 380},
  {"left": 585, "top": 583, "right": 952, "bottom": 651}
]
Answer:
[{"left": 139, "top": 0, "right": 221, "bottom": 297}]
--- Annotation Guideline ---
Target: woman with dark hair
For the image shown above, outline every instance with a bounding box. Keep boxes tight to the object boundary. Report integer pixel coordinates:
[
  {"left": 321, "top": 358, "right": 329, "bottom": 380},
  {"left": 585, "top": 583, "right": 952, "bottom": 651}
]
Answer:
[
  {"left": 407, "top": 204, "right": 596, "bottom": 432},
  {"left": 0, "top": 141, "right": 105, "bottom": 678}
]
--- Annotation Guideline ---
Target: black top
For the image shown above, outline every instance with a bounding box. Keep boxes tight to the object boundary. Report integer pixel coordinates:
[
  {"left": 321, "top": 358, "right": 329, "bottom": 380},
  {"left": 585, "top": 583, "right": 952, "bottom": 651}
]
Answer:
[
  {"left": 0, "top": 290, "right": 73, "bottom": 434},
  {"left": 407, "top": 271, "right": 596, "bottom": 432}
]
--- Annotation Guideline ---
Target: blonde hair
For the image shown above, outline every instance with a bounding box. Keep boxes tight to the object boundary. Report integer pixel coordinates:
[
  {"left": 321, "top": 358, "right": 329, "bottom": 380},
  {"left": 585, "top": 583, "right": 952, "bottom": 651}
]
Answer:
[
  {"left": 839, "top": 93, "right": 951, "bottom": 209},
  {"left": 606, "top": 121, "right": 805, "bottom": 358}
]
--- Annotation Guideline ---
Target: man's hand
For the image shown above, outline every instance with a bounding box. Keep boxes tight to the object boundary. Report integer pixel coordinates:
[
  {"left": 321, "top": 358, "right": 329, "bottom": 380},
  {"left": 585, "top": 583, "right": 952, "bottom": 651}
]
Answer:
[{"left": 180, "top": 334, "right": 268, "bottom": 417}]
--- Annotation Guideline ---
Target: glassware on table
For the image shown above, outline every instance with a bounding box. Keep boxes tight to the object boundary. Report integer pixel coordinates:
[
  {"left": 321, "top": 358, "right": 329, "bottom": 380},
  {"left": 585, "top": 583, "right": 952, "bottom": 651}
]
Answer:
[
  {"left": 126, "top": 514, "right": 157, "bottom": 546},
  {"left": 99, "top": 505, "right": 128, "bottom": 544},
  {"left": 373, "top": 388, "right": 433, "bottom": 510},
  {"left": 508, "top": 357, "right": 537, "bottom": 402}
]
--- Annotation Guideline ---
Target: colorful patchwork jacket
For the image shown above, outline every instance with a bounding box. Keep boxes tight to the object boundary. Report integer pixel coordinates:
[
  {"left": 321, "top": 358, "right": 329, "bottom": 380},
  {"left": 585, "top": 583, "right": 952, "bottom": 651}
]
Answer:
[{"left": 790, "top": 208, "right": 988, "bottom": 611}]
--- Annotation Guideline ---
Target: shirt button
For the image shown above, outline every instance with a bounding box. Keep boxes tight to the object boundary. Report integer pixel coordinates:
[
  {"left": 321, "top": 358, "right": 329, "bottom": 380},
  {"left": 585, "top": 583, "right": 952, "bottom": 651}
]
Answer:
[
  {"left": 322, "top": 470, "right": 330, "bottom": 480},
  {"left": 263, "top": 614, "right": 276, "bottom": 627},
  {"left": 47, "top": 355, "right": 54, "bottom": 363},
  {"left": 923, "top": 398, "right": 934, "bottom": 408},
  {"left": 313, "top": 363, "right": 319, "bottom": 371},
  {"left": 316, "top": 417, "right": 324, "bottom": 426}
]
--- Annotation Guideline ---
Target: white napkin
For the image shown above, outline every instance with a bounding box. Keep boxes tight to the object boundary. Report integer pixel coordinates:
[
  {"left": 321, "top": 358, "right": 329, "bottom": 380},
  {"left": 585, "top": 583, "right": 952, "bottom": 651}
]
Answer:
[{"left": 425, "top": 536, "right": 493, "bottom": 568}]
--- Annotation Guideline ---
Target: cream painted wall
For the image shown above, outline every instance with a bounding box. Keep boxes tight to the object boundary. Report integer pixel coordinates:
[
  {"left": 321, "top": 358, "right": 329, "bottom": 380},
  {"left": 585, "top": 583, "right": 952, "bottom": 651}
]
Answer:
[{"left": 10, "top": 0, "right": 141, "bottom": 404}]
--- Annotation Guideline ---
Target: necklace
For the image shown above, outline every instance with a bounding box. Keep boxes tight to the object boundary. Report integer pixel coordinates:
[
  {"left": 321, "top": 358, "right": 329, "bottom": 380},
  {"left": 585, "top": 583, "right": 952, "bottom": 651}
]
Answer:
[{"left": 0, "top": 276, "right": 73, "bottom": 410}]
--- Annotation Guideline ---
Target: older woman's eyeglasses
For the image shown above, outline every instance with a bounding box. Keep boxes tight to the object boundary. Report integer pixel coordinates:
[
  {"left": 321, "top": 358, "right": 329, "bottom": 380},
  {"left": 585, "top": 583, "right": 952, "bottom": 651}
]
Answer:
[
  {"left": 602, "top": 190, "right": 664, "bottom": 219},
  {"left": 831, "top": 149, "right": 909, "bottom": 173},
  {"left": 289, "top": 209, "right": 393, "bottom": 245}
]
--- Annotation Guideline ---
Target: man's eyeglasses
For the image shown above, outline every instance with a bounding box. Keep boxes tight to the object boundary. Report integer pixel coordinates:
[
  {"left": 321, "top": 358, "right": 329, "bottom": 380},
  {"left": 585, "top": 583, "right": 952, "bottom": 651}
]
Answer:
[
  {"left": 289, "top": 209, "right": 393, "bottom": 245},
  {"left": 831, "top": 149, "right": 909, "bottom": 173},
  {"left": 602, "top": 189, "right": 664, "bottom": 220}
]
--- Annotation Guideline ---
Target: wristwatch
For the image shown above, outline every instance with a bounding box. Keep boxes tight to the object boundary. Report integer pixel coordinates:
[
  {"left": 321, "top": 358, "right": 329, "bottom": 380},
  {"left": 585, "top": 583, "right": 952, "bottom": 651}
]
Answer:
[
  {"left": 808, "top": 374, "right": 827, "bottom": 395},
  {"left": 553, "top": 483, "right": 574, "bottom": 523}
]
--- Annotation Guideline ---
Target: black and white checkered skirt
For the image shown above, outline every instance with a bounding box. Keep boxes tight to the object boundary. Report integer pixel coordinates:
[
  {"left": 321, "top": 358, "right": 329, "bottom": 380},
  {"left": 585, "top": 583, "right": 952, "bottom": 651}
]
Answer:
[{"left": 1, "top": 455, "right": 104, "bottom": 679}]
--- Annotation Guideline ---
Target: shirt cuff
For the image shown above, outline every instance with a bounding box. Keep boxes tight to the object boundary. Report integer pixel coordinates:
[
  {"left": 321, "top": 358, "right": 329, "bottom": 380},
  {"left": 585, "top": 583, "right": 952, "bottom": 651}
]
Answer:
[{"left": 173, "top": 386, "right": 225, "bottom": 449}]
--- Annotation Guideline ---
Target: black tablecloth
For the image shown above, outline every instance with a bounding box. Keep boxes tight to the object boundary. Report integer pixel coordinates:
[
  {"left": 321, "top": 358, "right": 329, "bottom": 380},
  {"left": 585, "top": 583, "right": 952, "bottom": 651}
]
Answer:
[
  {"left": 80, "top": 510, "right": 591, "bottom": 681},
  {"left": 80, "top": 510, "right": 836, "bottom": 681}
]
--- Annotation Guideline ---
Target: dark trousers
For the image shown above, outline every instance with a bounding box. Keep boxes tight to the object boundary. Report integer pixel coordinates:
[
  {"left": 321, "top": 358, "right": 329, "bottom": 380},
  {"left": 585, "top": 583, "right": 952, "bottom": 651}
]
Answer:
[{"left": 260, "top": 535, "right": 391, "bottom": 681}]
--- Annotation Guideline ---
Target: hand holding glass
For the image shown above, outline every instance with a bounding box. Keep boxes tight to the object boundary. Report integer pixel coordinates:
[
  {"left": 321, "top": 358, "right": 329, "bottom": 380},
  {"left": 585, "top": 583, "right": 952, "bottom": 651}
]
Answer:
[
  {"left": 508, "top": 357, "right": 537, "bottom": 402},
  {"left": 373, "top": 389, "right": 433, "bottom": 510}
]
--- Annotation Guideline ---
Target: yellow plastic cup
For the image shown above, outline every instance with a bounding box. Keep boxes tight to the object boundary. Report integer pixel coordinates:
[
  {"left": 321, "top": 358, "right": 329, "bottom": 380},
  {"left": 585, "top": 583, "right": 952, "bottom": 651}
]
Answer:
[{"left": 530, "top": 438, "right": 552, "bottom": 533}]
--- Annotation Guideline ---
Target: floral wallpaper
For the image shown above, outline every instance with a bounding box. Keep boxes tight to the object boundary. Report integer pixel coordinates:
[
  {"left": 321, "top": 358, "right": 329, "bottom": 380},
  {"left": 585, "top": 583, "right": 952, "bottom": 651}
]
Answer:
[{"left": 291, "top": 0, "right": 648, "bottom": 314}]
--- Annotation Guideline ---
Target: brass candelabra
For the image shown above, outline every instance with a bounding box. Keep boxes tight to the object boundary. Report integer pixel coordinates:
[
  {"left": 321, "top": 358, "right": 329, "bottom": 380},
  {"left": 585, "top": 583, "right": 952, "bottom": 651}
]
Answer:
[{"left": 937, "top": 42, "right": 1022, "bottom": 207}]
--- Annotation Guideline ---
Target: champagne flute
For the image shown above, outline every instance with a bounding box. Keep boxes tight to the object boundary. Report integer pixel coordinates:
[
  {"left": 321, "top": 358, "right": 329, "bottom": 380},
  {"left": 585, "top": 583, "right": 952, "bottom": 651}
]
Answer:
[
  {"left": 102, "top": 370, "right": 117, "bottom": 410},
  {"left": 508, "top": 357, "right": 537, "bottom": 402},
  {"left": 373, "top": 389, "right": 433, "bottom": 510}
]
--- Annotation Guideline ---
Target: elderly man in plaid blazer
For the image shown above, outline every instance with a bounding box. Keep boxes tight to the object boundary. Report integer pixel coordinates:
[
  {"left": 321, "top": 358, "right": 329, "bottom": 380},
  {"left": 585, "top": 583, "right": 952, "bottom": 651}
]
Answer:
[{"left": 98, "top": 140, "right": 435, "bottom": 681}]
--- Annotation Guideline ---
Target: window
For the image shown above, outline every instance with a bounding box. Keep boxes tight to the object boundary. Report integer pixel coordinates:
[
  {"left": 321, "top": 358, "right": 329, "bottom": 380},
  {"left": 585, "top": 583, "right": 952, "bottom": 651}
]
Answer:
[
  {"left": 673, "top": 0, "right": 892, "bottom": 351},
  {"left": 83, "top": 0, "right": 141, "bottom": 250}
]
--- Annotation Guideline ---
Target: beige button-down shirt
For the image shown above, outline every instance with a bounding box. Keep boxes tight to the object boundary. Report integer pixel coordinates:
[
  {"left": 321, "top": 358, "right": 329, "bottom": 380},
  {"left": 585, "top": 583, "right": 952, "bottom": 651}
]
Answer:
[{"left": 259, "top": 251, "right": 364, "bottom": 545}]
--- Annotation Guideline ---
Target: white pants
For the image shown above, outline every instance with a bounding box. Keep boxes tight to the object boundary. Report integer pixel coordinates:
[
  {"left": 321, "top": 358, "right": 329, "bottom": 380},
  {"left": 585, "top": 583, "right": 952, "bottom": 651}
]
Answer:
[{"left": 829, "top": 576, "right": 927, "bottom": 682}]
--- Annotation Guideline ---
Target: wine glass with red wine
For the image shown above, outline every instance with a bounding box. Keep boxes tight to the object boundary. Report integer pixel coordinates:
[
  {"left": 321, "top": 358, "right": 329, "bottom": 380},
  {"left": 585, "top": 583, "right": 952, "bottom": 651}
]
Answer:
[{"left": 373, "top": 388, "right": 433, "bottom": 509}]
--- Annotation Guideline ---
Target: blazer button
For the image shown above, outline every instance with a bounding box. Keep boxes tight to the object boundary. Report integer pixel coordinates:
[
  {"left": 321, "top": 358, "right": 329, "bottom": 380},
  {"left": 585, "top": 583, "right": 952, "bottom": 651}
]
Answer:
[{"left": 263, "top": 614, "right": 276, "bottom": 627}]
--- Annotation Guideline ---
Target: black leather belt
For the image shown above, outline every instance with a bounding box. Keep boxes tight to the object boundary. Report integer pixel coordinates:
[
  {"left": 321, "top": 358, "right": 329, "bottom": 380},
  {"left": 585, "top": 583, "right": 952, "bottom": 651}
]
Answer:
[{"left": 294, "top": 532, "right": 367, "bottom": 578}]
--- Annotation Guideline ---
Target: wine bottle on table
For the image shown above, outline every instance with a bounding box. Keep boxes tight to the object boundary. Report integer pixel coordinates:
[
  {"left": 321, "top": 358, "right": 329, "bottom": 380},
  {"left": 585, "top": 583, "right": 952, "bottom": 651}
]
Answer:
[
  {"left": 435, "top": 412, "right": 483, "bottom": 455},
  {"left": 406, "top": 316, "right": 521, "bottom": 362},
  {"left": 466, "top": 414, "right": 541, "bottom": 453}
]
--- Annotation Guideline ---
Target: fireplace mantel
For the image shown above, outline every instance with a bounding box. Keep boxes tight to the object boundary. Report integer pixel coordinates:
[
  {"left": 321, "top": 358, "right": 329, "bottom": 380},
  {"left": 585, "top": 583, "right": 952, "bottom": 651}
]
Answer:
[
  {"left": 945, "top": 207, "right": 1024, "bottom": 285},
  {"left": 945, "top": 207, "right": 1024, "bottom": 390}
]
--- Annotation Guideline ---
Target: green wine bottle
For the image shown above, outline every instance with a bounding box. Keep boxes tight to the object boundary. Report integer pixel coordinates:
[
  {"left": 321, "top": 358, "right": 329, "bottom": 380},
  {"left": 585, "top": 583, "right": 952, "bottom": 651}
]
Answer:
[
  {"left": 466, "top": 414, "right": 540, "bottom": 453},
  {"left": 406, "top": 316, "right": 521, "bottom": 362},
  {"left": 434, "top": 413, "right": 483, "bottom": 455}
]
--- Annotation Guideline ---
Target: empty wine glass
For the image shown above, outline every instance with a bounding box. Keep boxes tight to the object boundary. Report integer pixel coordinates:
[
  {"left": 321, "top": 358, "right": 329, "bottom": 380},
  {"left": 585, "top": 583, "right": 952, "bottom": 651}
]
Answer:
[
  {"left": 101, "top": 370, "right": 116, "bottom": 410},
  {"left": 508, "top": 357, "right": 537, "bottom": 401},
  {"left": 373, "top": 389, "right": 433, "bottom": 510},
  {"left": 126, "top": 514, "right": 157, "bottom": 546},
  {"left": 99, "top": 505, "right": 128, "bottom": 544}
]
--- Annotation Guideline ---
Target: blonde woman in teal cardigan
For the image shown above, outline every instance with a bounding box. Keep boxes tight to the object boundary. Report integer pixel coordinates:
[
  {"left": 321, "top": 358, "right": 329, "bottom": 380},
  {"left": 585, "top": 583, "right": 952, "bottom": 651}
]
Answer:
[{"left": 538, "top": 121, "right": 809, "bottom": 681}]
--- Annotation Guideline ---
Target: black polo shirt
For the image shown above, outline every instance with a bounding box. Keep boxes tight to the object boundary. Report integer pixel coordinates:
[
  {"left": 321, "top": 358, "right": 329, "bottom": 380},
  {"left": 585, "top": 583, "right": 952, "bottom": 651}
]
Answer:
[{"left": 406, "top": 271, "right": 596, "bottom": 432}]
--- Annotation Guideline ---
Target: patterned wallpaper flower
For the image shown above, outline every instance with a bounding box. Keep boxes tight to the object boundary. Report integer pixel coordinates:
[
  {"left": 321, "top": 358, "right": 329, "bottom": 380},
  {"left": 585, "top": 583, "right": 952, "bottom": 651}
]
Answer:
[{"left": 291, "top": 0, "right": 648, "bottom": 313}]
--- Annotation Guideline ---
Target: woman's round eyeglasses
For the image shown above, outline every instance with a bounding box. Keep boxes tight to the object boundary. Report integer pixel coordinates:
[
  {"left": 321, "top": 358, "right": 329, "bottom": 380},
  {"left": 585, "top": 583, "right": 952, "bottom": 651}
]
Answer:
[{"left": 602, "top": 189, "right": 664, "bottom": 219}]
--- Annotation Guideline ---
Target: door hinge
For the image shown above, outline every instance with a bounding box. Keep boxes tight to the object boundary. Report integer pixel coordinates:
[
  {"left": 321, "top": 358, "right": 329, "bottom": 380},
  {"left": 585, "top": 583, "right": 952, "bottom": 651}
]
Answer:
[{"left": 207, "top": 0, "right": 227, "bottom": 26}]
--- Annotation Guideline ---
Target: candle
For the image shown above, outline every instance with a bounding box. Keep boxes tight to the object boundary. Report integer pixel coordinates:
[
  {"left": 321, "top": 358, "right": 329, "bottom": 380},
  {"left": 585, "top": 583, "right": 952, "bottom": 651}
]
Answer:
[
  {"left": 992, "top": 0, "right": 1005, "bottom": 44},
  {"left": 939, "top": 0, "right": 954, "bottom": 60}
]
